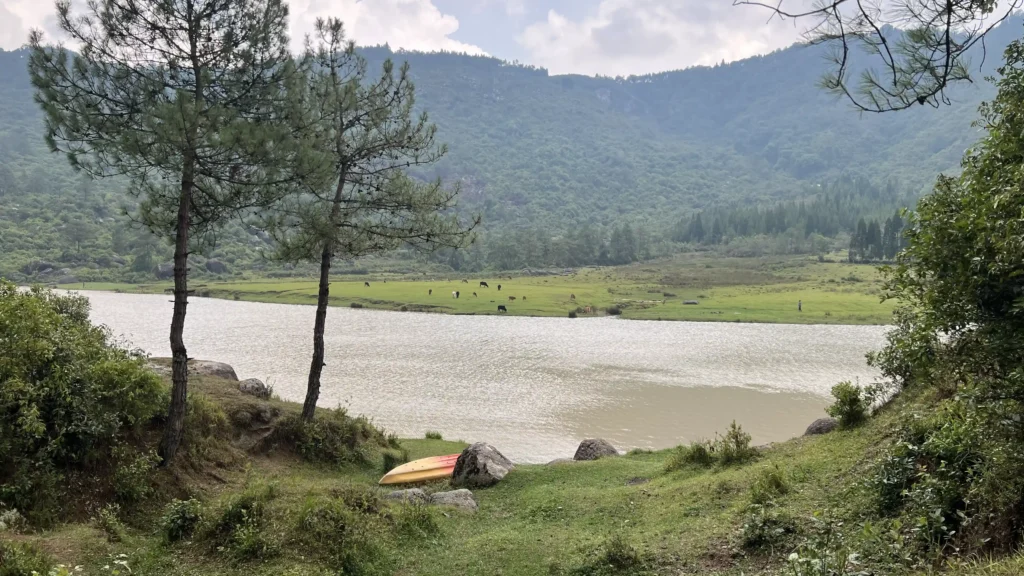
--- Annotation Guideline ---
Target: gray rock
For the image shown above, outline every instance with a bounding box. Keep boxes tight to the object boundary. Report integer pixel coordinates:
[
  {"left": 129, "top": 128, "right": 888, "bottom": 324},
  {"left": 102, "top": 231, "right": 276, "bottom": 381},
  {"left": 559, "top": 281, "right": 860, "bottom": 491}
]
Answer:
[
  {"left": 56, "top": 276, "right": 79, "bottom": 285},
  {"left": 238, "top": 378, "right": 270, "bottom": 399},
  {"left": 429, "top": 489, "right": 477, "bottom": 511},
  {"left": 190, "top": 360, "right": 239, "bottom": 381},
  {"left": 386, "top": 489, "right": 429, "bottom": 504},
  {"left": 573, "top": 438, "right": 619, "bottom": 461},
  {"left": 804, "top": 418, "right": 839, "bottom": 436},
  {"left": 451, "top": 443, "right": 514, "bottom": 488},
  {"left": 205, "top": 259, "right": 229, "bottom": 274},
  {"left": 547, "top": 458, "right": 576, "bottom": 466},
  {"left": 155, "top": 263, "right": 174, "bottom": 279}
]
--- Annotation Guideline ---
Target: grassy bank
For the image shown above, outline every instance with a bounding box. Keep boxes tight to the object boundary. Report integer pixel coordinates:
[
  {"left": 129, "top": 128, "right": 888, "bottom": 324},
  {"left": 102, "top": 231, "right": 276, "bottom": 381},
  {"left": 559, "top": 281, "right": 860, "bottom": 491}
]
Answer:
[
  {"left": 10, "top": 364, "right": 1017, "bottom": 576},
  {"left": 60, "top": 254, "right": 895, "bottom": 325}
]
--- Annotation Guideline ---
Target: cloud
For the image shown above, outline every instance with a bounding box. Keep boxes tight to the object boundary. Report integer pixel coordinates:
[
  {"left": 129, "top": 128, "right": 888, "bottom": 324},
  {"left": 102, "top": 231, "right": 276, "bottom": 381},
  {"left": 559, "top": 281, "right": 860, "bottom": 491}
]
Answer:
[
  {"left": 0, "top": 0, "right": 486, "bottom": 55},
  {"left": 518, "top": 0, "right": 804, "bottom": 76},
  {"left": 289, "top": 0, "right": 486, "bottom": 55}
]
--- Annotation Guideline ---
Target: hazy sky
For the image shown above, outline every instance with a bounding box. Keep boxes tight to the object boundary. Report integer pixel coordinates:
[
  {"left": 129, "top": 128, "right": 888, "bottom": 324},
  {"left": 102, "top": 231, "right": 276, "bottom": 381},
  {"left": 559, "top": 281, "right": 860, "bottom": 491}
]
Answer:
[{"left": 0, "top": 0, "right": 806, "bottom": 76}]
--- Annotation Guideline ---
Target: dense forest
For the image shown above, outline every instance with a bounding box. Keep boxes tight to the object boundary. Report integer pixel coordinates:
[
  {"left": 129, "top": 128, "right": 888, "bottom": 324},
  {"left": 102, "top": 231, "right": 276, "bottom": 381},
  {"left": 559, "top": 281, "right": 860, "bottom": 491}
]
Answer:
[{"left": 2, "top": 17, "right": 1020, "bottom": 281}]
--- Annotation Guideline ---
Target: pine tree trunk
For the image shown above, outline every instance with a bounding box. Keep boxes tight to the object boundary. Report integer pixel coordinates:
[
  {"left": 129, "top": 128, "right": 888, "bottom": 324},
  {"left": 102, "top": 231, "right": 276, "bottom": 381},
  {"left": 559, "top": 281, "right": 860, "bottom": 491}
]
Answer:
[
  {"left": 159, "top": 156, "right": 194, "bottom": 465},
  {"left": 301, "top": 172, "right": 347, "bottom": 421}
]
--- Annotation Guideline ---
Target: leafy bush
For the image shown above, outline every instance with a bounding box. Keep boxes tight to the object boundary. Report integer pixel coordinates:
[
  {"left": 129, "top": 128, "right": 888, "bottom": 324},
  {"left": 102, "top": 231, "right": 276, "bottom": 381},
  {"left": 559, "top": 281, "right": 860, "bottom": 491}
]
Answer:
[
  {"left": 826, "top": 381, "right": 869, "bottom": 428},
  {"left": 664, "top": 441, "right": 714, "bottom": 471},
  {"left": 296, "top": 496, "right": 394, "bottom": 575},
  {"left": 0, "top": 540, "right": 52, "bottom": 576},
  {"left": 0, "top": 284, "right": 165, "bottom": 524},
  {"left": 112, "top": 445, "right": 160, "bottom": 503},
  {"left": 750, "top": 465, "right": 790, "bottom": 505},
  {"left": 270, "top": 409, "right": 386, "bottom": 465},
  {"left": 205, "top": 482, "right": 277, "bottom": 560},
  {"left": 714, "top": 421, "right": 757, "bottom": 466},
  {"left": 161, "top": 498, "right": 203, "bottom": 543},
  {"left": 740, "top": 503, "right": 794, "bottom": 550},
  {"left": 0, "top": 507, "right": 25, "bottom": 532},
  {"left": 96, "top": 503, "right": 125, "bottom": 542},
  {"left": 424, "top": 430, "right": 443, "bottom": 440}
]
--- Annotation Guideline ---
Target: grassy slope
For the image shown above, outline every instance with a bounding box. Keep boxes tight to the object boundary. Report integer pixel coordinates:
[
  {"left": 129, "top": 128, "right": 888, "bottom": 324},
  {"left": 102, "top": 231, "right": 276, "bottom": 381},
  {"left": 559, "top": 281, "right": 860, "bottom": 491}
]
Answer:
[
  {"left": 60, "top": 255, "right": 895, "bottom": 325},
  {"left": 8, "top": 371, "right": 910, "bottom": 576}
]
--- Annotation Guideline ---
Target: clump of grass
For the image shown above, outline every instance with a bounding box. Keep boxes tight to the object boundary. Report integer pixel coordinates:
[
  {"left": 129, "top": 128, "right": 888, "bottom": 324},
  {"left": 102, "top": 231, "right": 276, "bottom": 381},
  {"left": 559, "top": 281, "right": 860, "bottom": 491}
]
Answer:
[
  {"left": 750, "top": 465, "right": 790, "bottom": 505},
  {"left": 350, "top": 302, "right": 364, "bottom": 309},
  {"left": 664, "top": 441, "right": 715, "bottom": 471},
  {"left": 269, "top": 408, "right": 386, "bottom": 465},
  {"left": 381, "top": 448, "right": 410, "bottom": 475},
  {"left": 424, "top": 430, "right": 443, "bottom": 440},
  {"left": 161, "top": 498, "right": 203, "bottom": 543},
  {"left": 0, "top": 539, "right": 53, "bottom": 576},
  {"left": 295, "top": 495, "right": 394, "bottom": 574},
  {"left": 204, "top": 481, "right": 278, "bottom": 561},
  {"left": 568, "top": 533, "right": 649, "bottom": 574},
  {"left": 740, "top": 503, "right": 795, "bottom": 550}
]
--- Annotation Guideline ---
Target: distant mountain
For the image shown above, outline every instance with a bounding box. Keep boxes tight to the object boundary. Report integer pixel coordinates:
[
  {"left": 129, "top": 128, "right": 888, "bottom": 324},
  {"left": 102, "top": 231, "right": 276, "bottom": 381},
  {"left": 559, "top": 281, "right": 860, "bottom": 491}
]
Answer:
[{"left": 1, "top": 18, "right": 1020, "bottom": 279}]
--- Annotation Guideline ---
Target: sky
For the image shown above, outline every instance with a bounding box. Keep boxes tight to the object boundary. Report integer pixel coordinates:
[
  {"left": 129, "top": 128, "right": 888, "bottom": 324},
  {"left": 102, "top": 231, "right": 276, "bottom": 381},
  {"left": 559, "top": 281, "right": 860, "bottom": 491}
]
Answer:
[{"left": 0, "top": 0, "right": 808, "bottom": 77}]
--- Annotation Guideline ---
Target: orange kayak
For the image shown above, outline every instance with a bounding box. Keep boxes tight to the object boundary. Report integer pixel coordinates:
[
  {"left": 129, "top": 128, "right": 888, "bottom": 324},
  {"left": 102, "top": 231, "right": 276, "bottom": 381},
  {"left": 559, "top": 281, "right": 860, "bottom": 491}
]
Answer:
[{"left": 379, "top": 453, "right": 461, "bottom": 485}]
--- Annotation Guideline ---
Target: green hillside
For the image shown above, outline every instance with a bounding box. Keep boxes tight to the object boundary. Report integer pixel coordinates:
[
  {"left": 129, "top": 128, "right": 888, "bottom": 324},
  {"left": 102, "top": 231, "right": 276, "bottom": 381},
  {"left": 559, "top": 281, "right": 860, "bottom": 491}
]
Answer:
[{"left": 1, "top": 19, "right": 1019, "bottom": 281}]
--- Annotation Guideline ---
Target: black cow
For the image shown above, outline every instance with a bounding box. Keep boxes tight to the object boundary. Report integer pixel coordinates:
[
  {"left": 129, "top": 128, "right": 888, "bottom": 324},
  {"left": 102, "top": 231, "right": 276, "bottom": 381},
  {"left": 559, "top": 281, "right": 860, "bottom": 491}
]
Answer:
[
  {"left": 497, "top": 284, "right": 502, "bottom": 291},
  {"left": 480, "top": 281, "right": 489, "bottom": 288},
  {"left": 473, "top": 292, "right": 478, "bottom": 297},
  {"left": 364, "top": 282, "right": 370, "bottom": 287},
  {"left": 456, "top": 291, "right": 460, "bottom": 299},
  {"left": 429, "top": 289, "right": 432, "bottom": 295},
  {"left": 462, "top": 279, "right": 468, "bottom": 283},
  {"left": 497, "top": 305, "right": 507, "bottom": 313}
]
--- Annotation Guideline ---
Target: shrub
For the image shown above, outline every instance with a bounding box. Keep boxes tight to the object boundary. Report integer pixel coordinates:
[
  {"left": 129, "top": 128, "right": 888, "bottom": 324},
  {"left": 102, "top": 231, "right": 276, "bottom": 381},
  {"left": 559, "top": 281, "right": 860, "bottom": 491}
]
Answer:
[
  {"left": 381, "top": 448, "right": 410, "bottom": 475},
  {"left": 270, "top": 409, "right": 386, "bottom": 465},
  {"left": 568, "top": 533, "right": 647, "bottom": 574},
  {"left": 96, "top": 503, "right": 125, "bottom": 543},
  {"left": 568, "top": 310, "right": 578, "bottom": 318},
  {"left": 206, "top": 483, "right": 277, "bottom": 561},
  {"left": 182, "top": 393, "right": 230, "bottom": 461},
  {"left": 750, "top": 465, "right": 790, "bottom": 505},
  {"left": 826, "top": 381, "right": 868, "bottom": 428},
  {"left": 0, "top": 540, "right": 52, "bottom": 576},
  {"left": 296, "top": 496, "right": 394, "bottom": 575},
  {"left": 605, "top": 306, "right": 622, "bottom": 316},
  {"left": 161, "top": 498, "right": 203, "bottom": 543},
  {"left": 112, "top": 445, "right": 160, "bottom": 503},
  {"left": 392, "top": 504, "right": 439, "bottom": 540},
  {"left": 0, "top": 507, "right": 25, "bottom": 532},
  {"left": 740, "top": 503, "right": 794, "bottom": 550},
  {"left": 350, "top": 302, "right": 364, "bottom": 309},
  {"left": 664, "top": 442, "right": 714, "bottom": 472},
  {"left": 424, "top": 430, "right": 443, "bottom": 440},
  {"left": 0, "top": 284, "right": 165, "bottom": 524},
  {"left": 714, "top": 421, "right": 757, "bottom": 466}
]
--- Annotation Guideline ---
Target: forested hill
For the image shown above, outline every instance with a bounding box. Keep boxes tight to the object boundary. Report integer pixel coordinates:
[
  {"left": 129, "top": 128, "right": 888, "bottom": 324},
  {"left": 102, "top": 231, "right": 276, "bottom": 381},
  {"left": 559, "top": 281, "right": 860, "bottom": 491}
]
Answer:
[{"left": 1, "top": 18, "right": 1020, "bottom": 279}]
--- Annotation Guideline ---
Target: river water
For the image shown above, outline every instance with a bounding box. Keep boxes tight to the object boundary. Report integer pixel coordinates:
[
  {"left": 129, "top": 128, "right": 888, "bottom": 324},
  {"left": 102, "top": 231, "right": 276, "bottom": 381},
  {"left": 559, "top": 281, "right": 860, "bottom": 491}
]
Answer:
[{"left": 81, "top": 291, "right": 887, "bottom": 463}]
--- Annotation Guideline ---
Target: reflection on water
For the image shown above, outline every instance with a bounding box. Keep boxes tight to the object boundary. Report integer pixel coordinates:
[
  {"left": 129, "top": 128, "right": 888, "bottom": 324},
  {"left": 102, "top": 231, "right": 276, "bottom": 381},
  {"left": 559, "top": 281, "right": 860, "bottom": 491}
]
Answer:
[{"left": 80, "top": 291, "right": 886, "bottom": 463}]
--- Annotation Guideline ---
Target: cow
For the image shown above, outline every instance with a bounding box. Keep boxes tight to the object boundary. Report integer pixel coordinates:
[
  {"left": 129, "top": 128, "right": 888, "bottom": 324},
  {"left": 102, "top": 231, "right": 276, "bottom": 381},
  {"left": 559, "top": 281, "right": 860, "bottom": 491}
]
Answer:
[
  {"left": 584, "top": 306, "right": 593, "bottom": 314},
  {"left": 462, "top": 279, "right": 468, "bottom": 283},
  {"left": 452, "top": 291, "right": 457, "bottom": 298},
  {"left": 364, "top": 281, "right": 370, "bottom": 287},
  {"left": 473, "top": 292, "right": 478, "bottom": 297},
  {"left": 456, "top": 291, "right": 460, "bottom": 299},
  {"left": 570, "top": 294, "right": 576, "bottom": 301},
  {"left": 497, "top": 305, "right": 507, "bottom": 313},
  {"left": 480, "top": 281, "right": 489, "bottom": 288},
  {"left": 429, "top": 289, "right": 432, "bottom": 295},
  {"left": 508, "top": 296, "right": 516, "bottom": 301},
  {"left": 497, "top": 284, "right": 502, "bottom": 291},
  {"left": 522, "top": 296, "right": 526, "bottom": 301}
]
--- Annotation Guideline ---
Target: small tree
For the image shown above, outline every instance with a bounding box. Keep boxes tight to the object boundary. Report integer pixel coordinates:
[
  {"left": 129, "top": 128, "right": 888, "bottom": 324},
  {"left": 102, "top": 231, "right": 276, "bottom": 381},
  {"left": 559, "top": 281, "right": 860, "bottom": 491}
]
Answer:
[
  {"left": 270, "top": 19, "right": 475, "bottom": 421},
  {"left": 29, "top": 0, "right": 298, "bottom": 463}
]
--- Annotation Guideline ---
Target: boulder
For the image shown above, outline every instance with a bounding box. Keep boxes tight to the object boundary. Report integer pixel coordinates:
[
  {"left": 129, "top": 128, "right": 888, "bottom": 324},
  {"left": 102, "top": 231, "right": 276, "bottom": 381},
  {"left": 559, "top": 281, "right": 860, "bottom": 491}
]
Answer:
[
  {"left": 547, "top": 458, "right": 576, "bottom": 466},
  {"left": 429, "top": 489, "right": 477, "bottom": 511},
  {"left": 386, "top": 489, "right": 429, "bottom": 504},
  {"left": 205, "top": 259, "right": 229, "bottom": 274},
  {"left": 155, "top": 263, "right": 174, "bottom": 279},
  {"left": 238, "top": 378, "right": 270, "bottom": 399},
  {"left": 451, "top": 443, "right": 514, "bottom": 488},
  {"left": 190, "top": 360, "right": 239, "bottom": 381},
  {"left": 804, "top": 418, "right": 839, "bottom": 436},
  {"left": 573, "top": 438, "right": 619, "bottom": 461}
]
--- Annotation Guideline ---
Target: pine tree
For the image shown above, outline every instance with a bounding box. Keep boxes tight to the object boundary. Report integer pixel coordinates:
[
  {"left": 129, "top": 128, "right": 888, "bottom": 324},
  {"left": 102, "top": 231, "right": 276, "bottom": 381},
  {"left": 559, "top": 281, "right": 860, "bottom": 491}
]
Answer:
[{"left": 29, "top": 0, "right": 298, "bottom": 463}]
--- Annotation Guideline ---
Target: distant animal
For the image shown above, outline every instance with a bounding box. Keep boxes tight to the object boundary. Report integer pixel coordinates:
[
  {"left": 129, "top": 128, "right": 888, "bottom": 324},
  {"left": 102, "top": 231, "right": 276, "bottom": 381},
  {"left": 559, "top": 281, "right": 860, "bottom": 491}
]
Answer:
[
  {"left": 508, "top": 296, "right": 516, "bottom": 301},
  {"left": 429, "top": 289, "right": 432, "bottom": 295},
  {"left": 452, "top": 291, "right": 457, "bottom": 298},
  {"left": 473, "top": 292, "right": 478, "bottom": 297},
  {"left": 497, "top": 284, "right": 502, "bottom": 291},
  {"left": 364, "top": 282, "right": 370, "bottom": 287},
  {"left": 570, "top": 294, "right": 576, "bottom": 300},
  {"left": 522, "top": 296, "right": 526, "bottom": 301},
  {"left": 462, "top": 279, "right": 468, "bottom": 283},
  {"left": 683, "top": 300, "right": 699, "bottom": 305},
  {"left": 584, "top": 306, "right": 592, "bottom": 314},
  {"left": 497, "top": 305, "right": 507, "bottom": 313},
  {"left": 480, "top": 281, "right": 489, "bottom": 288},
  {"left": 456, "top": 291, "right": 460, "bottom": 299}
]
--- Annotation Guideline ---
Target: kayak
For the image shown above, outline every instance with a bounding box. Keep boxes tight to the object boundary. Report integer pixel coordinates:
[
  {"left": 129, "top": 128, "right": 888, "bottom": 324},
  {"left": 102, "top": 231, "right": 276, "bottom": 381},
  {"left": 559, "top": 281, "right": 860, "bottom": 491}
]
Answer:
[{"left": 378, "top": 453, "right": 461, "bottom": 485}]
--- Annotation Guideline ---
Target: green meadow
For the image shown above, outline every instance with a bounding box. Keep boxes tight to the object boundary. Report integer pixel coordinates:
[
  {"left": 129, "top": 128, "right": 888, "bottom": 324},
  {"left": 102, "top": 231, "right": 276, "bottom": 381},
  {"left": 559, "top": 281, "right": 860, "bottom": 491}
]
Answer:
[{"left": 62, "top": 254, "right": 895, "bottom": 325}]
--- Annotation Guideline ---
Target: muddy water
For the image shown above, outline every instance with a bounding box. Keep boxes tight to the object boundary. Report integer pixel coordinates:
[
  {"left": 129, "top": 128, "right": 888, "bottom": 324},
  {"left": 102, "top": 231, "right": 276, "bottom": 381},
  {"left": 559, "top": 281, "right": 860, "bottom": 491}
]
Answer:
[{"left": 80, "top": 291, "right": 886, "bottom": 463}]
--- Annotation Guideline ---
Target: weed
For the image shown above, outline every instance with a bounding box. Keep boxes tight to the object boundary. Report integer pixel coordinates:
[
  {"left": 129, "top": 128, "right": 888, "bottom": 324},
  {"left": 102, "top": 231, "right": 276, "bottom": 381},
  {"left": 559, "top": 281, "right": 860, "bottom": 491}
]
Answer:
[
  {"left": 664, "top": 441, "right": 714, "bottom": 471},
  {"left": 567, "top": 533, "right": 649, "bottom": 575},
  {"left": 741, "top": 503, "right": 795, "bottom": 550},
  {"left": 350, "top": 302, "right": 364, "bottom": 309},
  {"left": 0, "top": 539, "right": 52, "bottom": 576},
  {"left": 161, "top": 498, "right": 203, "bottom": 543},
  {"left": 750, "top": 465, "right": 790, "bottom": 505},
  {"left": 392, "top": 504, "right": 440, "bottom": 540},
  {"left": 0, "top": 507, "right": 25, "bottom": 532},
  {"left": 827, "top": 381, "right": 868, "bottom": 428},
  {"left": 271, "top": 409, "right": 386, "bottom": 465},
  {"left": 424, "top": 430, "right": 443, "bottom": 440},
  {"left": 112, "top": 444, "right": 159, "bottom": 504},
  {"left": 296, "top": 496, "right": 394, "bottom": 575},
  {"left": 96, "top": 503, "right": 125, "bottom": 542},
  {"left": 715, "top": 421, "right": 757, "bottom": 466}
]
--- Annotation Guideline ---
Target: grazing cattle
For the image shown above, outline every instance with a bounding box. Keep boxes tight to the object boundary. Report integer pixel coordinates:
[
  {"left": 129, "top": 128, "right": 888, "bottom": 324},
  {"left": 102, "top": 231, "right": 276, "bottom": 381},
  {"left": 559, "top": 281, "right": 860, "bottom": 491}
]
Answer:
[
  {"left": 456, "top": 291, "right": 460, "bottom": 299},
  {"left": 522, "top": 296, "right": 526, "bottom": 301},
  {"left": 364, "top": 282, "right": 370, "bottom": 287},
  {"left": 497, "top": 305, "right": 507, "bottom": 313},
  {"left": 462, "top": 279, "right": 468, "bottom": 283},
  {"left": 452, "top": 291, "right": 457, "bottom": 298},
  {"left": 584, "top": 306, "right": 593, "bottom": 314},
  {"left": 497, "top": 284, "right": 502, "bottom": 291},
  {"left": 480, "top": 281, "right": 489, "bottom": 288},
  {"left": 473, "top": 292, "right": 478, "bottom": 297},
  {"left": 429, "top": 289, "right": 432, "bottom": 295},
  {"left": 570, "top": 294, "right": 576, "bottom": 301},
  {"left": 508, "top": 296, "right": 516, "bottom": 301}
]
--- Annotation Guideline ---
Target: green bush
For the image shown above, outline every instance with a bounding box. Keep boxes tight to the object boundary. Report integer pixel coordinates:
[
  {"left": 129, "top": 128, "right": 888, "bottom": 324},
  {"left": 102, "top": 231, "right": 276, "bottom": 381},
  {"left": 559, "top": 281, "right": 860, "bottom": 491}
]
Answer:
[
  {"left": 826, "top": 381, "right": 869, "bottom": 428},
  {"left": 664, "top": 441, "right": 714, "bottom": 471},
  {"left": 567, "top": 533, "right": 648, "bottom": 575},
  {"left": 182, "top": 393, "right": 229, "bottom": 461},
  {"left": 0, "top": 284, "right": 165, "bottom": 524},
  {"left": 749, "top": 465, "right": 790, "bottom": 505},
  {"left": 161, "top": 498, "right": 203, "bottom": 543},
  {"left": 112, "top": 445, "right": 159, "bottom": 503},
  {"left": 424, "top": 430, "right": 443, "bottom": 440},
  {"left": 381, "top": 448, "right": 410, "bottom": 476},
  {"left": 392, "top": 504, "right": 439, "bottom": 540},
  {"left": 96, "top": 503, "right": 125, "bottom": 543},
  {"left": 0, "top": 540, "right": 52, "bottom": 576},
  {"left": 714, "top": 421, "right": 757, "bottom": 466},
  {"left": 270, "top": 409, "right": 386, "bottom": 465},
  {"left": 205, "top": 482, "right": 277, "bottom": 560},
  {"left": 740, "top": 503, "right": 794, "bottom": 550},
  {"left": 296, "top": 496, "right": 394, "bottom": 575}
]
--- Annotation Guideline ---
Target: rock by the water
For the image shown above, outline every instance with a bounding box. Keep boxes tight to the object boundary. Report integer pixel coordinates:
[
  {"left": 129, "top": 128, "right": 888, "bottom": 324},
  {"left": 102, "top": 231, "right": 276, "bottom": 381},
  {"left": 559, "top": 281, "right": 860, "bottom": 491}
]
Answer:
[
  {"left": 429, "top": 489, "right": 477, "bottom": 511},
  {"left": 239, "top": 378, "right": 270, "bottom": 399},
  {"left": 205, "top": 259, "right": 229, "bottom": 274},
  {"left": 451, "top": 443, "right": 514, "bottom": 488},
  {"left": 387, "top": 489, "right": 429, "bottom": 504},
  {"left": 190, "top": 360, "right": 239, "bottom": 381},
  {"left": 573, "top": 438, "right": 619, "bottom": 461},
  {"left": 804, "top": 418, "right": 839, "bottom": 436}
]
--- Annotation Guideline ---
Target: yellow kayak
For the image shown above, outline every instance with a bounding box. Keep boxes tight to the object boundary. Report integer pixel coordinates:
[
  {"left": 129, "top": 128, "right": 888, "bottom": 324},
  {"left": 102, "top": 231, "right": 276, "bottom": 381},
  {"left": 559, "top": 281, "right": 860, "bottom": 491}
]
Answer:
[{"left": 379, "top": 453, "right": 461, "bottom": 485}]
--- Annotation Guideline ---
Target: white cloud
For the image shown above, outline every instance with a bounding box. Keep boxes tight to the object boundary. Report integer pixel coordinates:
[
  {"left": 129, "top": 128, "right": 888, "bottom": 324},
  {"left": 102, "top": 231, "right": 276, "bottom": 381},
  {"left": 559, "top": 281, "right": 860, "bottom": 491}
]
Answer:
[
  {"left": 0, "top": 0, "right": 486, "bottom": 55},
  {"left": 518, "top": 0, "right": 804, "bottom": 76}
]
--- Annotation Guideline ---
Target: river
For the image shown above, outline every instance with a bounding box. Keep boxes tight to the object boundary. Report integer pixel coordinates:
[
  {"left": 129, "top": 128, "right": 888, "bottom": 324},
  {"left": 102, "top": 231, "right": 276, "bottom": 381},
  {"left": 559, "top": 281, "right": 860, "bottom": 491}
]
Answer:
[{"left": 81, "top": 291, "right": 887, "bottom": 463}]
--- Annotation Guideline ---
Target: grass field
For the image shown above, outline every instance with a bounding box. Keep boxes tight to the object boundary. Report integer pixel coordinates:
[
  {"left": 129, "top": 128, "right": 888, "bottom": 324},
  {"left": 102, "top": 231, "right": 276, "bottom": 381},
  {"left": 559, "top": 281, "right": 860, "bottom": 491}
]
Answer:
[{"left": 60, "top": 254, "right": 896, "bottom": 325}]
